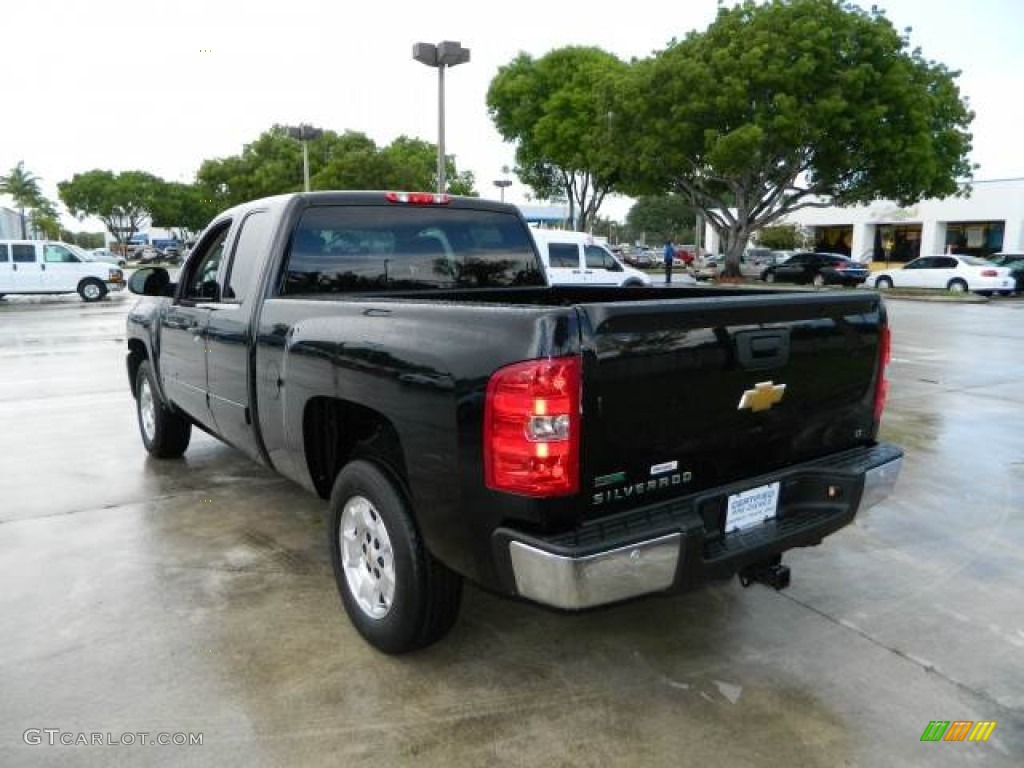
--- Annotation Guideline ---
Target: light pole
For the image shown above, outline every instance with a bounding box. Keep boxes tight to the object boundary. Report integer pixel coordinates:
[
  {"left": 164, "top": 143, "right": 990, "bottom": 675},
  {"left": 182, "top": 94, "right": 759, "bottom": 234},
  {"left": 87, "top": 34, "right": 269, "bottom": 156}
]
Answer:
[
  {"left": 285, "top": 124, "right": 323, "bottom": 192},
  {"left": 493, "top": 179, "right": 511, "bottom": 202},
  {"left": 413, "top": 41, "right": 470, "bottom": 194}
]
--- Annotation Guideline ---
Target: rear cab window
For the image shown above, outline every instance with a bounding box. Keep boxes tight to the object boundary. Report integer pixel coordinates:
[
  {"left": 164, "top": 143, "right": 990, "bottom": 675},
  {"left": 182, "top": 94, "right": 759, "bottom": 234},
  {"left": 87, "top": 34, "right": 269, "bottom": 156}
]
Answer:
[{"left": 280, "top": 206, "right": 543, "bottom": 294}]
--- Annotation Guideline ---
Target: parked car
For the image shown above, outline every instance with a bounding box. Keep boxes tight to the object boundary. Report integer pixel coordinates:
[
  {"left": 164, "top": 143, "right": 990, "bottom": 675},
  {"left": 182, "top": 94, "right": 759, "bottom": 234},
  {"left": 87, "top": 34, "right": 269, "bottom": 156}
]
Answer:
[
  {"left": 0, "top": 240, "right": 124, "bottom": 301},
  {"left": 872, "top": 255, "right": 1015, "bottom": 295},
  {"left": 743, "top": 247, "right": 774, "bottom": 266},
  {"left": 88, "top": 247, "right": 127, "bottom": 267},
  {"left": 531, "top": 229, "right": 669, "bottom": 287},
  {"left": 124, "top": 190, "right": 901, "bottom": 653},
  {"left": 135, "top": 246, "right": 163, "bottom": 264},
  {"left": 988, "top": 253, "right": 1024, "bottom": 293},
  {"left": 762, "top": 252, "right": 869, "bottom": 287}
]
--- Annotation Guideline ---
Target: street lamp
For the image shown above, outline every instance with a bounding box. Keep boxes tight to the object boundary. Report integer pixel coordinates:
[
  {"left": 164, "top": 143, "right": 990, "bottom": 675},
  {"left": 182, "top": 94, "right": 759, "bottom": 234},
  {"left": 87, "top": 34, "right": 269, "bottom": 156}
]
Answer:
[
  {"left": 285, "top": 124, "right": 323, "bottom": 192},
  {"left": 493, "top": 178, "right": 512, "bottom": 202},
  {"left": 413, "top": 40, "right": 471, "bottom": 194}
]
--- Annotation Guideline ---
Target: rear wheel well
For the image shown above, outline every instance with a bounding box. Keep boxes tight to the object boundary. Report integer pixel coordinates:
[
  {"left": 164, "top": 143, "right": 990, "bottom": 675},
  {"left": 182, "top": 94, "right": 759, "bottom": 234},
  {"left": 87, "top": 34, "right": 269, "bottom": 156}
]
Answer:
[
  {"left": 127, "top": 339, "right": 148, "bottom": 398},
  {"left": 303, "top": 397, "right": 407, "bottom": 499}
]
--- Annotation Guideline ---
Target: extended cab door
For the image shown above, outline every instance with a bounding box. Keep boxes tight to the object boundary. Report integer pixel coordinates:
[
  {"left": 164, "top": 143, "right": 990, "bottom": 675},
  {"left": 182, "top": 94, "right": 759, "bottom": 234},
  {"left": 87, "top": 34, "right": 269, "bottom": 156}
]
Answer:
[
  {"left": 159, "top": 221, "right": 232, "bottom": 430},
  {"left": 10, "top": 243, "right": 42, "bottom": 291},
  {"left": 205, "top": 209, "right": 271, "bottom": 461},
  {"left": 546, "top": 242, "right": 586, "bottom": 285}
]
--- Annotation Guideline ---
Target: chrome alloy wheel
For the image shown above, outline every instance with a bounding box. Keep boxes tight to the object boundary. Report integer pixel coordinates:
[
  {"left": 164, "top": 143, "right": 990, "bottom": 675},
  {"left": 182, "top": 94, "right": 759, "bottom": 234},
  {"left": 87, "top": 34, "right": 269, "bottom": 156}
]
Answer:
[
  {"left": 139, "top": 377, "right": 156, "bottom": 442},
  {"left": 83, "top": 282, "right": 102, "bottom": 300},
  {"left": 340, "top": 495, "right": 396, "bottom": 619}
]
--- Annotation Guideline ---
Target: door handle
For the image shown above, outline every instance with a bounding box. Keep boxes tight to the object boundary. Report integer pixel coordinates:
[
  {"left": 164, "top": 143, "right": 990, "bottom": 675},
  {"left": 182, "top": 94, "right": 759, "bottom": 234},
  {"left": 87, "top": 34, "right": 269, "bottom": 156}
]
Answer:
[{"left": 735, "top": 329, "right": 790, "bottom": 371}]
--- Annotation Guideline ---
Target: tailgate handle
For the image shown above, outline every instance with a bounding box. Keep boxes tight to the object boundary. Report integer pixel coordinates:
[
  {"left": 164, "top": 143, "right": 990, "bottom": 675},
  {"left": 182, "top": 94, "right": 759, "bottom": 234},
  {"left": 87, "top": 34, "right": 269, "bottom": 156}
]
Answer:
[{"left": 735, "top": 329, "right": 789, "bottom": 371}]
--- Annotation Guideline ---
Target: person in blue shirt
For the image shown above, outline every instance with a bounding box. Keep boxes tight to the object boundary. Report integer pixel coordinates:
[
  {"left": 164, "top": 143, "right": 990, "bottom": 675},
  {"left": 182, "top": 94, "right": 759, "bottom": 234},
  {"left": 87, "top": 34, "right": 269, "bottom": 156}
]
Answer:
[{"left": 663, "top": 240, "right": 674, "bottom": 285}]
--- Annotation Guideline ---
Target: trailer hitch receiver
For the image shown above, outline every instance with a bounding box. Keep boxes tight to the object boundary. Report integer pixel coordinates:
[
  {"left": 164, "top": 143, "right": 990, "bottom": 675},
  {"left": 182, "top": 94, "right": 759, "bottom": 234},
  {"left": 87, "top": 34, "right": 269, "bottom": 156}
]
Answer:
[{"left": 739, "top": 555, "right": 791, "bottom": 591}]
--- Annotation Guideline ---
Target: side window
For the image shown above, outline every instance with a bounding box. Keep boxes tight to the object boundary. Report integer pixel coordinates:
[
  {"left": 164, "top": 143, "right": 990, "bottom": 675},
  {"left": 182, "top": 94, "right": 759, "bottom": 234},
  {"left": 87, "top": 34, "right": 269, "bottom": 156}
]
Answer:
[
  {"left": 183, "top": 223, "right": 231, "bottom": 302},
  {"left": 937, "top": 257, "right": 958, "bottom": 269},
  {"left": 12, "top": 244, "right": 36, "bottom": 263},
  {"left": 585, "top": 245, "right": 621, "bottom": 271},
  {"left": 223, "top": 210, "right": 269, "bottom": 302},
  {"left": 0, "top": 244, "right": 8, "bottom": 262},
  {"left": 44, "top": 244, "right": 78, "bottom": 263},
  {"left": 548, "top": 243, "right": 580, "bottom": 268},
  {"left": 912, "top": 257, "right": 936, "bottom": 269}
]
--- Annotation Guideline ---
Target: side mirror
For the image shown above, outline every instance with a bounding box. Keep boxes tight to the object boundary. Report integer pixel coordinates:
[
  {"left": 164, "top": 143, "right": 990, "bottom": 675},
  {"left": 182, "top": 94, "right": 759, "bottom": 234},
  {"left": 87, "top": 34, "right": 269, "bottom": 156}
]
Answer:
[{"left": 128, "top": 267, "right": 173, "bottom": 297}]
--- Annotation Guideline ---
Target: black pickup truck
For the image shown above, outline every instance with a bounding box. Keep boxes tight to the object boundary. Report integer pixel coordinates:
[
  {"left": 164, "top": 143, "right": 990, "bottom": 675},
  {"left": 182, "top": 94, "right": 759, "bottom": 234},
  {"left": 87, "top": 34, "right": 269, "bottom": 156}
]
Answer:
[{"left": 126, "top": 191, "right": 902, "bottom": 653}]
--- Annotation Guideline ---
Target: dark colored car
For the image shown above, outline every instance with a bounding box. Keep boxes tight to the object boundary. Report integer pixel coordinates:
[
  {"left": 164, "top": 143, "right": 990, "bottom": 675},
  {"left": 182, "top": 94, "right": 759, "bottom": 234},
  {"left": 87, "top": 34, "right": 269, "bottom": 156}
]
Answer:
[
  {"left": 990, "top": 253, "right": 1024, "bottom": 293},
  {"left": 762, "top": 251, "right": 869, "bottom": 287}
]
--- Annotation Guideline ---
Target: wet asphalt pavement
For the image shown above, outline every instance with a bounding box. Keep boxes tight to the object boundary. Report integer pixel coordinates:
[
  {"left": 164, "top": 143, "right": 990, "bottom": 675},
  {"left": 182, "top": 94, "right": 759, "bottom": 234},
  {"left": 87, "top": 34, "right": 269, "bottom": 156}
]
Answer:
[{"left": 0, "top": 290, "right": 1021, "bottom": 767}]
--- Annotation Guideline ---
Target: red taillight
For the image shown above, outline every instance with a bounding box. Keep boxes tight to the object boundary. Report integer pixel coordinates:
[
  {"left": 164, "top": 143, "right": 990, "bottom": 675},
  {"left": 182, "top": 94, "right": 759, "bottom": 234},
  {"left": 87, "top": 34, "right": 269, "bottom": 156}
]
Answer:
[
  {"left": 484, "top": 356, "right": 580, "bottom": 497},
  {"left": 873, "top": 323, "right": 891, "bottom": 423},
  {"left": 980, "top": 269, "right": 998, "bottom": 277},
  {"left": 385, "top": 191, "right": 451, "bottom": 205}
]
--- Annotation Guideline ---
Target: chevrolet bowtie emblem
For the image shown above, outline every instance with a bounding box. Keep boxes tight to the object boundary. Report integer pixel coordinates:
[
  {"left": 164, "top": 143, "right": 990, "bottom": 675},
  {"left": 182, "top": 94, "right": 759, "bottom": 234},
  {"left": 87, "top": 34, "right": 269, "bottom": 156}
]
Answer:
[{"left": 738, "top": 381, "right": 786, "bottom": 412}]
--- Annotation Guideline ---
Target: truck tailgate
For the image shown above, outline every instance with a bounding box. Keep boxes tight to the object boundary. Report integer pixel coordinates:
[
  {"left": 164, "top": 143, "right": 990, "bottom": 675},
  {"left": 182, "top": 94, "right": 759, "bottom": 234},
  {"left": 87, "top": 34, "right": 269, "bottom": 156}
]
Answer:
[{"left": 577, "top": 291, "right": 885, "bottom": 517}]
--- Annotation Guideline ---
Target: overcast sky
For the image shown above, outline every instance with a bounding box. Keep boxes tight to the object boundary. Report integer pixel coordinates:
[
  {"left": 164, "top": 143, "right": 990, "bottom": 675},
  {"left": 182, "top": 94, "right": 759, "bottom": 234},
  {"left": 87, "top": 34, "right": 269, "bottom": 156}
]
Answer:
[{"left": 4, "top": 0, "right": 1022, "bottom": 229}]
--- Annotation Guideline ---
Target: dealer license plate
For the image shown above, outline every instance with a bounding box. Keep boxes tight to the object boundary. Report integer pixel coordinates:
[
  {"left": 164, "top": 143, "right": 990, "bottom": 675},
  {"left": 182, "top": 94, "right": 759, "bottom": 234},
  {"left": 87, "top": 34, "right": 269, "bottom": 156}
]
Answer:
[{"left": 725, "top": 481, "right": 780, "bottom": 533}]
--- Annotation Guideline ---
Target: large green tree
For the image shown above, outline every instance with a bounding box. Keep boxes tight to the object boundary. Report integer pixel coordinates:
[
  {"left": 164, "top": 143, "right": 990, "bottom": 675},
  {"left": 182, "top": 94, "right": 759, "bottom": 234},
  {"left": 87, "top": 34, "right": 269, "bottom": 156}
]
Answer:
[
  {"left": 28, "top": 196, "right": 61, "bottom": 240},
  {"left": 198, "top": 126, "right": 477, "bottom": 208},
  {"left": 58, "top": 170, "right": 162, "bottom": 248},
  {"left": 487, "top": 47, "right": 629, "bottom": 231},
  {"left": 621, "top": 0, "right": 973, "bottom": 275},
  {"left": 197, "top": 126, "right": 304, "bottom": 207},
  {"left": 626, "top": 195, "right": 698, "bottom": 245},
  {"left": 148, "top": 181, "right": 220, "bottom": 243},
  {"left": 0, "top": 161, "right": 43, "bottom": 239}
]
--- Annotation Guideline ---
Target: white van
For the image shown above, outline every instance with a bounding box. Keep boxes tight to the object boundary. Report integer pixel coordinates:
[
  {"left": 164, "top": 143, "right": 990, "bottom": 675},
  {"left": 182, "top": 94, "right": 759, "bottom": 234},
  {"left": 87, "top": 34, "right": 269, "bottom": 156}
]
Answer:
[
  {"left": 0, "top": 240, "right": 124, "bottom": 302},
  {"left": 530, "top": 229, "right": 654, "bottom": 287}
]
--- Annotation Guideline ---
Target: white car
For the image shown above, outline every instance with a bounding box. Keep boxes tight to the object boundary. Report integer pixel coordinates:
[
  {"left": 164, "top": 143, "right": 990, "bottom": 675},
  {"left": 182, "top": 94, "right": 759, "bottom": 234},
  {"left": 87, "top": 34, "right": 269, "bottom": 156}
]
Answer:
[
  {"left": 530, "top": 229, "right": 687, "bottom": 287},
  {"left": 872, "top": 254, "right": 1015, "bottom": 295},
  {"left": 0, "top": 240, "right": 125, "bottom": 302},
  {"left": 89, "top": 247, "right": 127, "bottom": 267}
]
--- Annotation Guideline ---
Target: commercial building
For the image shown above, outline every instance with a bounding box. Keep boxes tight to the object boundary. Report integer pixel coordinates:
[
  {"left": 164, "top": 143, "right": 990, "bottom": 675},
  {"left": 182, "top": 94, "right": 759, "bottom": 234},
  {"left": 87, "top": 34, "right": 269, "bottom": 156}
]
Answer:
[
  {"left": 0, "top": 206, "right": 27, "bottom": 239},
  {"left": 706, "top": 177, "right": 1024, "bottom": 262}
]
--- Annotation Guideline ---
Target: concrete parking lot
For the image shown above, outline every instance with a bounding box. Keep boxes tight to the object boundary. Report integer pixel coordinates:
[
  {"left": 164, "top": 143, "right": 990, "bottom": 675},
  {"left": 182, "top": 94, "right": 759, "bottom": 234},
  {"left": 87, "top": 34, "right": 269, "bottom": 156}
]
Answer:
[{"left": 1, "top": 291, "right": 1021, "bottom": 767}]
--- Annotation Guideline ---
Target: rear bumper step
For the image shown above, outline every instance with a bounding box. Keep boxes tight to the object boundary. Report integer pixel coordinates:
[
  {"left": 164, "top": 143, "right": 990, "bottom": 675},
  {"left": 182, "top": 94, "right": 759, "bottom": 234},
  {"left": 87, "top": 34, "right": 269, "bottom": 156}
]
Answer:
[{"left": 495, "top": 443, "right": 902, "bottom": 610}]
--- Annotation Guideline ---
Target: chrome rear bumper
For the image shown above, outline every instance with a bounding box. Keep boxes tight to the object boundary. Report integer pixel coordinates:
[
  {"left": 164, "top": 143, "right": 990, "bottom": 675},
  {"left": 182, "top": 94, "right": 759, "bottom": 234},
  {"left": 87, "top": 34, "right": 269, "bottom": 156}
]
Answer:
[{"left": 504, "top": 447, "right": 902, "bottom": 610}]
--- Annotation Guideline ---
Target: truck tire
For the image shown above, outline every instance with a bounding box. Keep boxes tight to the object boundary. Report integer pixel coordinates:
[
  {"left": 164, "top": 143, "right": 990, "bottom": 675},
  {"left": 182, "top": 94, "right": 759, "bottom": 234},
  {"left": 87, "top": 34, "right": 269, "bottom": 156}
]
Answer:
[
  {"left": 135, "top": 360, "right": 191, "bottom": 458},
  {"left": 328, "top": 460, "right": 462, "bottom": 654},
  {"left": 78, "top": 278, "right": 107, "bottom": 302}
]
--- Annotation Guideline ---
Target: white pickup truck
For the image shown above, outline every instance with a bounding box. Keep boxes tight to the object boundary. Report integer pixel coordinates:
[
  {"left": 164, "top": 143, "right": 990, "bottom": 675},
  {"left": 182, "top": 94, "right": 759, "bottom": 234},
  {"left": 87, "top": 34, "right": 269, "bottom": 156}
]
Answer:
[{"left": 0, "top": 240, "right": 124, "bottom": 301}]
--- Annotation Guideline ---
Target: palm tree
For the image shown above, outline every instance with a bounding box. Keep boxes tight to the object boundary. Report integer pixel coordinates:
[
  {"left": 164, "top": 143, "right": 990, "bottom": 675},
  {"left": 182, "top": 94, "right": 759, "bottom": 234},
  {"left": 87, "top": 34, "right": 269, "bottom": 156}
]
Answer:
[{"left": 0, "top": 161, "right": 43, "bottom": 239}]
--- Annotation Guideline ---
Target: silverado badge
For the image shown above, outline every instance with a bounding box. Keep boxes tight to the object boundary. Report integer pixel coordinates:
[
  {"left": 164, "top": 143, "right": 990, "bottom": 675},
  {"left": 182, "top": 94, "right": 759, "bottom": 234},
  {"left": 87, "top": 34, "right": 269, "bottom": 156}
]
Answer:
[{"left": 738, "top": 381, "right": 786, "bottom": 412}]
